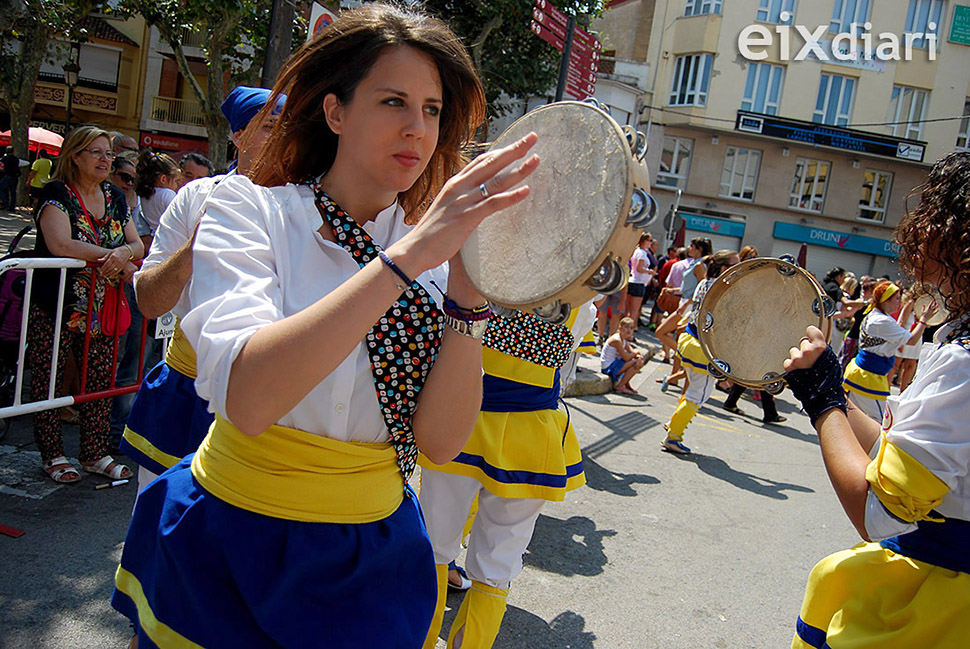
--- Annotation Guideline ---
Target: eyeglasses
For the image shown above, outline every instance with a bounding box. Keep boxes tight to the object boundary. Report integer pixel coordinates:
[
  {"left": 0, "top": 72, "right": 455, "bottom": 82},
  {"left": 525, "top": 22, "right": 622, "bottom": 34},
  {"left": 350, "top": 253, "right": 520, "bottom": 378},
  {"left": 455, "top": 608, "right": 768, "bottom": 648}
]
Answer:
[
  {"left": 84, "top": 148, "right": 116, "bottom": 160},
  {"left": 116, "top": 172, "right": 135, "bottom": 184}
]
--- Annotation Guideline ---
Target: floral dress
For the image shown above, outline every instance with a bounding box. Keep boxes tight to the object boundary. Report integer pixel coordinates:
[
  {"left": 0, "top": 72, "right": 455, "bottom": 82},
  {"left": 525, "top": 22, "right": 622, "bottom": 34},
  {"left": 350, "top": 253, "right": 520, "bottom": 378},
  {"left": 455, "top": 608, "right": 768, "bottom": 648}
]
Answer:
[{"left": 33, "top": 180, "right": 130, "bottom": 334}]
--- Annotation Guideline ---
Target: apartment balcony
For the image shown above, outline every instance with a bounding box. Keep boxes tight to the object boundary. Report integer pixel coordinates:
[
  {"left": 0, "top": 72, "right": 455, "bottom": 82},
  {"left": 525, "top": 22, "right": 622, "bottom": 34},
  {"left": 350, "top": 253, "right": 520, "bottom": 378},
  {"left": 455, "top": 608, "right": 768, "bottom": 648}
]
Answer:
[{"left": 150, "top": 96, "right": 206, "bottom": 127}]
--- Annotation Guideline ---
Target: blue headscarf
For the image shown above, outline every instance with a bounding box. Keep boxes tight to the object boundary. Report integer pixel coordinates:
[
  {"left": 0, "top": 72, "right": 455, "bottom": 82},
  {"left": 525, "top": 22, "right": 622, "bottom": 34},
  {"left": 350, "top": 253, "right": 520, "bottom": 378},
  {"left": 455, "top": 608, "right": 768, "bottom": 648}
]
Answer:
[{"left": 221, "top": 86, "right": 285, "bottom": 134}]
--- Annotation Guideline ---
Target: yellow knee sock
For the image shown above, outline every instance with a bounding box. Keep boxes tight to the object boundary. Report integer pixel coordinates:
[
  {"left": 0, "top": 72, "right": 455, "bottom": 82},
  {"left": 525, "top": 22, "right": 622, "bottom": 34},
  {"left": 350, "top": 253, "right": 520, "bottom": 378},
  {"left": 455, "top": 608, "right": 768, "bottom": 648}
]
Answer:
[
  {"left": 446, "top": 581, "right": 509, "bottom": 649},
  {"left": 422, "top": 563, "right": 449, "bottom": 649},
  {"left": 666, "top": 397, "right": 699, "bottom": 441}
]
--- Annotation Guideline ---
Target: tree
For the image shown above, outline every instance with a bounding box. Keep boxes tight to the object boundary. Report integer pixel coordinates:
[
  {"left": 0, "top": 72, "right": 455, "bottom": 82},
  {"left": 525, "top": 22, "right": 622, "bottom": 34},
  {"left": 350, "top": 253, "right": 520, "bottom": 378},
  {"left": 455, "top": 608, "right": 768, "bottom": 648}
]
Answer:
[
  {"left": 122, "top": 0, "right": 308, "bottom": 170},
  {"left": 0, "top": 0, "right": 97, "bottom": 201},
  {"left": 422, "top": 0, "right": 605, "bottom": 120}
]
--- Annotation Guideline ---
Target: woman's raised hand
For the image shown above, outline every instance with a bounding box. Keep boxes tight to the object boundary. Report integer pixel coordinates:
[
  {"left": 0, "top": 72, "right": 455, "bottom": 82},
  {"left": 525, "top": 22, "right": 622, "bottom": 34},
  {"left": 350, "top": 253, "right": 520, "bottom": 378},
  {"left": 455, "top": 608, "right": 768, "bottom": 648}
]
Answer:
[
  {"left": 386, "top": 133, "right": 539, "bottom": 278},
  {"left": 784, "top": 326, "right": 829, "bottom": 372},
  {"left": 920, "top": 299, "right": 939, "bottom": 321}
]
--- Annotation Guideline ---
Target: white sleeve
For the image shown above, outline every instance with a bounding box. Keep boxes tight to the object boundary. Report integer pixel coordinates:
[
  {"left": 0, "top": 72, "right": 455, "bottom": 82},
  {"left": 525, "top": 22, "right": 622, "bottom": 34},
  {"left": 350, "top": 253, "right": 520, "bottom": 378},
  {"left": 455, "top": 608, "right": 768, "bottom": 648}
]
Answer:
[
  {"left": 181, "top": 176, "right": 285, "bottom": 417},
  {"left": 568, "top": 302, "right": 597, "bottom": 353},
  {"left": 136, "top": 186, "right": 196, "bottom": 276},
  {"left": 864, "top": 343, "right": 970, "bottom": 540},
  {"left": 866, "top": 312, "right": 913, "bottom": 348}
]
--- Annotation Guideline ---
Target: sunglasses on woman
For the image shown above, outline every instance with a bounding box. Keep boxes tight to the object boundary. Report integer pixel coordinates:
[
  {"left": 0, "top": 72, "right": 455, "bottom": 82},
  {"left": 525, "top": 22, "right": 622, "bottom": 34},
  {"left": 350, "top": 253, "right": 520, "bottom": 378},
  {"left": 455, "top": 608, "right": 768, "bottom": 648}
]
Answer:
[{"left": 115, "top": 172, "right": 136, "bottom": 184}]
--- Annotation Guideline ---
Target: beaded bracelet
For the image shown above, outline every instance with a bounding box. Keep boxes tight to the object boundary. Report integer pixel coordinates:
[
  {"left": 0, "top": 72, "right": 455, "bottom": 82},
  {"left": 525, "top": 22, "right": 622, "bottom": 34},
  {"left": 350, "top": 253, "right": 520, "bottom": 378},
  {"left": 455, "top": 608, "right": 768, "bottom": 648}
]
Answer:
[
  {"left": 429, "top": 280, "right": 492, "bottom": 322},
  {"left": 378, "top": 251, "right": 413, "bottom": 291}
]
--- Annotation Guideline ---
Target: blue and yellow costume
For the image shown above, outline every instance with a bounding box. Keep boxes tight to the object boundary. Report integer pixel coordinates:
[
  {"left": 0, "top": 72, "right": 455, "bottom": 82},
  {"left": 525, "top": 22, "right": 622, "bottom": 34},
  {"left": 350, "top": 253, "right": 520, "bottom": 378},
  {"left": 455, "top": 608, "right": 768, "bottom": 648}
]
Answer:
[
  {"left": 794, "top": 320, "right": 970, "bottom": 648},
  {"left": 119, "top": 324, "right": 213, "bottom": 479},
  {"left": 418, "top": 305, "right": 594, "bottom": 648}
]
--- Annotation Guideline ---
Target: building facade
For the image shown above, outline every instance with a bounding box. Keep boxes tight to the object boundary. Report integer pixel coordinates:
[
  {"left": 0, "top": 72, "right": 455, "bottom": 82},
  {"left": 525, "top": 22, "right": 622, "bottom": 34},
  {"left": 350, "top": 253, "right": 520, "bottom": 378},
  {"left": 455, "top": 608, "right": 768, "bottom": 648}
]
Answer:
[{"left": 595, "top": 0, "right": 970, "bottom": 280}]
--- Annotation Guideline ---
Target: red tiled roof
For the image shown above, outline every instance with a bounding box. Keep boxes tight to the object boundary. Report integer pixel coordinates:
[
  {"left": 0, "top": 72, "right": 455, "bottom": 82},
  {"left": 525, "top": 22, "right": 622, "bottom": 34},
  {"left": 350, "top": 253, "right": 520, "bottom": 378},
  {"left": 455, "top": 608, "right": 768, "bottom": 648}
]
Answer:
[{"left": 79, "top": 16, "right": 138, "bottom": 47}]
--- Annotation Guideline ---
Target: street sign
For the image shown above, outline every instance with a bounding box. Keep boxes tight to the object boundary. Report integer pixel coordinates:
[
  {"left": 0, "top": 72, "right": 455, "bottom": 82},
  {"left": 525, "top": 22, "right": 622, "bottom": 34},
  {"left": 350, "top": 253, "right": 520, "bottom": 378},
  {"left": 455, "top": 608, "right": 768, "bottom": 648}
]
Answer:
[
  {"left": 532, "top": 7, "right": 568, "bottom": 40},
  {"left": 570, "top": 51, "right": 599, "bottom": 73},
  {"left": 565, "top": 83, "right": 590, "bottom": 99},
  {"left": 566, "top": 77, "right": 595, "bottom": 96},
  {"left": 569, "top": 37, "right": 601, "bottom": 61},
  {"left": 567, "top": 67, "right": 597, "bottom": 86},
  {"left": 535, "top": 0, "right": 568, "bottom": 28},
  {"left": 530, "top": 20, "right": 565, "bottom": 51}
]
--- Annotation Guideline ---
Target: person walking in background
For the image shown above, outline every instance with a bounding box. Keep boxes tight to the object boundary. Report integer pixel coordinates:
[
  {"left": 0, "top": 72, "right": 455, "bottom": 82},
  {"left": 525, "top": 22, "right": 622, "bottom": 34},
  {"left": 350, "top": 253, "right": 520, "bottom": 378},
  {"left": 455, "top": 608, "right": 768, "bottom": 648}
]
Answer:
[
  {"left": 0, "top": 146, "right": 21, "bottom": 209},
  {"left": 28, "top": 126, "right": 143, "bottom": 483},
  {"left": 840, "top": 275, "right": 876, "bottom": 372},
  {"left": 177, "top": 153, "right": 213, "bottom": 187},
  {"left": 26, "top": 149, "right": 51, "bottom": 209},
  {"left": 661, "top": 249, "right": 738, "bottom": 454}
]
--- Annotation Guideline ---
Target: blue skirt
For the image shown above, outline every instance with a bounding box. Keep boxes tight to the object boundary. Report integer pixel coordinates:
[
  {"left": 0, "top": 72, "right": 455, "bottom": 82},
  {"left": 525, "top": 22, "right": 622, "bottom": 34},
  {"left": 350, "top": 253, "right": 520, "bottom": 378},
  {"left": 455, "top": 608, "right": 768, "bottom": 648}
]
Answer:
[
  {"left": 111, "top": 456, "right": 438, "bottom": 648},
  {"left": 119, "top": 361, "right": 214, "bottom": 476}
]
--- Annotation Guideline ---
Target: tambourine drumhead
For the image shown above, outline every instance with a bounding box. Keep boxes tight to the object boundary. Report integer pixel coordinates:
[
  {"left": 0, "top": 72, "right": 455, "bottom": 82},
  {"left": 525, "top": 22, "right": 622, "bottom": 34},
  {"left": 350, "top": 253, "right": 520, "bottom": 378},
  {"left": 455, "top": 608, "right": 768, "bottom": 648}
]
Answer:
[
  {"left": 697, "top": 258, "right": 833, "bottom": 389},
  {"left": 914, "top": 291, "right": 949, "bottom": 326},
  {"left": 460, "top": 101, "right": 636, "bottom": 310}
]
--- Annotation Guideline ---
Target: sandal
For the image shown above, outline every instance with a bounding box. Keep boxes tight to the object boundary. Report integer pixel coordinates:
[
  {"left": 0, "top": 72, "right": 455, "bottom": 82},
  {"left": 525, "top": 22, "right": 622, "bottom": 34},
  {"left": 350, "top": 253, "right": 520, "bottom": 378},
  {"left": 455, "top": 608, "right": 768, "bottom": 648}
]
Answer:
[
  {"left": 447, "top": 561, "right": 472, "bottom": 592},
  {"left": 81, "top": 455, "right": 133, "bottom": 480},
  {"left": 42, "top": 456, "right": 82, "bottom": 484},
  {"left": 723, "top": 405, "right": 743, "bottom": 415}
]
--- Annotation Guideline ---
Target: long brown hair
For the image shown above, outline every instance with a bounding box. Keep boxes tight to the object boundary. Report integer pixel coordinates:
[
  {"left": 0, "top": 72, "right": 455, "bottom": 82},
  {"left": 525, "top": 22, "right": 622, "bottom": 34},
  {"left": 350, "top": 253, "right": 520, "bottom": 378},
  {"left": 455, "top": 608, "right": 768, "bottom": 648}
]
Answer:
[
  {"left": 245, "top": 3, "right": 486, "bottom": 223},
  {"left": 896, "top": 151, "right": 970, "bottom": 319}
]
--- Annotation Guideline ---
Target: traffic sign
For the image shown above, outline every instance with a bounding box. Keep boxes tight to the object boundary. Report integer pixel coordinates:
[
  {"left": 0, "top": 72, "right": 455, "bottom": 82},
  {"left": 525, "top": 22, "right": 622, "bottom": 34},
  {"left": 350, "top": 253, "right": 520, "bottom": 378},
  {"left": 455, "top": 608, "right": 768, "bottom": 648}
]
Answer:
[{"left": 569, "top": 37, "right": 601, "bottom": 61}]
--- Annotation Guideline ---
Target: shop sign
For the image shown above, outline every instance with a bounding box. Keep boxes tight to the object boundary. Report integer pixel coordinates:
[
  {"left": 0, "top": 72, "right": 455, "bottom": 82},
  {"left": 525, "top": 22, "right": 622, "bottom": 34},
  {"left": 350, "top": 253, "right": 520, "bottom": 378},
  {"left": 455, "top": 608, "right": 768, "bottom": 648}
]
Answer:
[
  {"left": 681, "top": 213, "right": 746, "bottom": 239},
  {"left": 774, "top": 222, "right": 897, "bottom": 257}
]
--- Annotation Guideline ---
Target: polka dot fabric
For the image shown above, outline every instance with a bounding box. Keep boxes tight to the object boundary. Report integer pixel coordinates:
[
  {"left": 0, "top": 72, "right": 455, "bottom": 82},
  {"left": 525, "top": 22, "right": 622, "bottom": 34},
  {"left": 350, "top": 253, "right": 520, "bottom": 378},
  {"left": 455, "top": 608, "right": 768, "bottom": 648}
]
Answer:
[
  {"left": 483, "top": 311, "right": 574, "bottom": 368},
  {"left": 311, "top": 183, "right": 443, "bottom": 480}
]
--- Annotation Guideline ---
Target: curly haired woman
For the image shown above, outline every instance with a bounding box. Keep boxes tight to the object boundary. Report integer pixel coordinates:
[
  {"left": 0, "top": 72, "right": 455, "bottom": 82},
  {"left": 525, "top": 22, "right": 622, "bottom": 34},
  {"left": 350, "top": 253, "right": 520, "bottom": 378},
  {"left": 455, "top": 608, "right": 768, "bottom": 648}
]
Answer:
[{"left": 784, "top": 151, "right": 970, "bottom": 648}]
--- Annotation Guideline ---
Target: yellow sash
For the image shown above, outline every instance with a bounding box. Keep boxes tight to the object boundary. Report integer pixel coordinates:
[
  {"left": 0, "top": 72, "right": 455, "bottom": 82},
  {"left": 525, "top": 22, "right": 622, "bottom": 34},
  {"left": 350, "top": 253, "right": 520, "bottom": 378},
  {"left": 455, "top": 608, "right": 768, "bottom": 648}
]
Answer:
[
  {"left": 866, "top": 433, "right": 949, "bottom": 523},
  {"left": 164, "top": 322, "right": 198, "bottom": 380},
  {"left": 191, "top": 415, "right": 404, "bottom": 524}
]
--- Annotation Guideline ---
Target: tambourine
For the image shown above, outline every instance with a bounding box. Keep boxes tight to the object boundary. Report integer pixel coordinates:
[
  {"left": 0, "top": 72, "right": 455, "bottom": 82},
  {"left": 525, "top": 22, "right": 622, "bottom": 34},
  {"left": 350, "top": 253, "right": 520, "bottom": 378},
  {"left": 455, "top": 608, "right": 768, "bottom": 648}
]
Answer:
[
  {"left": 913, "top": 287, "right": 949, "bottom": 326},
  {"left": 460, "top": 99, "right": 658, "bottom": 323},
  {"left": 695, "top": 256, "right": 835, "bottom": 393}
]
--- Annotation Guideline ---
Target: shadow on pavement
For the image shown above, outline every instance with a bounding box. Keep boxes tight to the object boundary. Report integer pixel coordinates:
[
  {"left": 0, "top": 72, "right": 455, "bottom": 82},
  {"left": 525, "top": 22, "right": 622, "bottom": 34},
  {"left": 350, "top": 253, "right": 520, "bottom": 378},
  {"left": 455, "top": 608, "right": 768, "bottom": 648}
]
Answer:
[
  {"left": 581, "top": 454, "right": 659, "bottom": 497},
  {"left": 570, "top": 406, "right": 658, "bottom": 460},
  {"left": 436, "top": 601, "right": 596, "bottom": 649},
  {"left": 524, "top": 514, "right": 616, "bottom": 577},
  {"left": 670, "top": 452, "right": 815, "bottom": 500}
]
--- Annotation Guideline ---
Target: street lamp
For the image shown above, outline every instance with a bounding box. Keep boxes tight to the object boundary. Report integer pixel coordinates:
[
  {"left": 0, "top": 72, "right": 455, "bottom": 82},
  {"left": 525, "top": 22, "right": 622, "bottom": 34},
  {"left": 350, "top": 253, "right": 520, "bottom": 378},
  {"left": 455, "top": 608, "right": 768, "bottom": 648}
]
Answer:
[{"left": 62, "top": 42, "right": 81, "bottom": 132}]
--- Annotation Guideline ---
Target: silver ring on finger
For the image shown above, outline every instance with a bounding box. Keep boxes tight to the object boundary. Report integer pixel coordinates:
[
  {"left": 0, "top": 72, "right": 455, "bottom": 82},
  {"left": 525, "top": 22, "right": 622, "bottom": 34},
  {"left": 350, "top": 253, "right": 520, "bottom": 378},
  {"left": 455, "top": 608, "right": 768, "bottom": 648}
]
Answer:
[{"left": 479, "top": 183, "right": 489, "bottom": 199}]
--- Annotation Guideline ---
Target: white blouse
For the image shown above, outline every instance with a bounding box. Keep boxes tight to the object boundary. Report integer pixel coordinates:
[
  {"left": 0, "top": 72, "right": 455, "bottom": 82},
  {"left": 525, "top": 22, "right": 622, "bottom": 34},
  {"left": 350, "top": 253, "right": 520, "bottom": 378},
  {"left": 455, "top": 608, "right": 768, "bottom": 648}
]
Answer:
[
  {"left": 864, "top": 318, "right": 970, "bottom": 540},
  {"left": 859, "top": 309, "right": 912, "bottom": 358},
  {"left": 181, "top": 175, "right": 447, "bottom": 444},
  {"left": 135, "top": 175, "right": 224, "bottom": 320}
]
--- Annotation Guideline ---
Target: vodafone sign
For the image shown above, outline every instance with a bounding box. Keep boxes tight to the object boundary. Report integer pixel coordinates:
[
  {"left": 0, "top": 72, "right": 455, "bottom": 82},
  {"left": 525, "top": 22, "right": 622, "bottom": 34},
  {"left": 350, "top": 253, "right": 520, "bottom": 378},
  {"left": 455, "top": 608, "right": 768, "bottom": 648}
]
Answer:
[{"left": 140, "top": 132, "right": 209, "bottom": 155}]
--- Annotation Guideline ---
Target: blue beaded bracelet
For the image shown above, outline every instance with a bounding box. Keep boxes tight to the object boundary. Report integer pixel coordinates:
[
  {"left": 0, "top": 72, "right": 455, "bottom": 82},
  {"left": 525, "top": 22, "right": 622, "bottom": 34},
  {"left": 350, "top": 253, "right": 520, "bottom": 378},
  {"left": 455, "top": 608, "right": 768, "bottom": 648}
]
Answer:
[{"left": 378, "top": 251, "right": 413, "bottom": 290}]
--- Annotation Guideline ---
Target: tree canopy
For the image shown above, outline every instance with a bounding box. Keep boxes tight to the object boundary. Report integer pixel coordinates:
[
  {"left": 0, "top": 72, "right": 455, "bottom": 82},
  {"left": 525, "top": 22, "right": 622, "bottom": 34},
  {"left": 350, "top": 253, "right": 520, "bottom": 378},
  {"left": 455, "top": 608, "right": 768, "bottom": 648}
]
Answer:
[{"left": 421, "top": 0, "right": 604, "bottom": 117}]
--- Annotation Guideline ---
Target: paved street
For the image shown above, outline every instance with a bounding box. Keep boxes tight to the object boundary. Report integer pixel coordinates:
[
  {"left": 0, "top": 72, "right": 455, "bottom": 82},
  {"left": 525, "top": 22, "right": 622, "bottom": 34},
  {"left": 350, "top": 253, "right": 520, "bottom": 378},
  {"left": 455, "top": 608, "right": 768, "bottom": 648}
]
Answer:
[
  {"left": 0, "top": 298, "right": 858, "bottom": 649},
  {"left": 0, "top": 213, "right": 858, "bottom": 648}
]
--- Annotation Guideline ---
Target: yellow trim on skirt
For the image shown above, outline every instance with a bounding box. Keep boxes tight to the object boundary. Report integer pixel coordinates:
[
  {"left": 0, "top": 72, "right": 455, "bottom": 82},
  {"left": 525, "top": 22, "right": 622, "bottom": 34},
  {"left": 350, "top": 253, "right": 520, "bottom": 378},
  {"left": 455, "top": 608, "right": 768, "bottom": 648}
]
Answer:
[
  {"left": 122, "top": 426, "right": 181, "bottom": 470},
  {"left": 418, "top": 408, "right": 585, "bottom": 502},
  {"left": 866, "top": 434, "right": 949, "bottom": 523},
  {"left": 191, "top": 415, "right": 404, "bottom": 523},
  {"left": 115, "top": 566, "right": 205, "bottom": 649},
  {"left": 843, "top": 359, "right": 890, "bottom": 400},
  {"left": 794, "top": 542, "right": 970, "bottom": 649},
  {"left": 164, "top": 322, "right": 198, "bottom": 380}
]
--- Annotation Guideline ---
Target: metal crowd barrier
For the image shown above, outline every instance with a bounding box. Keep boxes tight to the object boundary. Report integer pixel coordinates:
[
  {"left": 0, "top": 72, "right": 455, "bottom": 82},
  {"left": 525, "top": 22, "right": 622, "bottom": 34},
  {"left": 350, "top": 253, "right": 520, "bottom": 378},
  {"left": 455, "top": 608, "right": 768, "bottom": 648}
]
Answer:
[{"left": 0, "top": 256, "right": 152, "bottom": 419}]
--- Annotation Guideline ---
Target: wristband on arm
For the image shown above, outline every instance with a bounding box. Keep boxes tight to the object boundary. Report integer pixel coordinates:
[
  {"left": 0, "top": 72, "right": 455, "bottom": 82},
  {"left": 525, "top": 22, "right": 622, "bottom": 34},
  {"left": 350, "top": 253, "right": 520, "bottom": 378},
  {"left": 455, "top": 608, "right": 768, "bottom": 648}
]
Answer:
[{"left": 783, "top": 346, "right": 848, "bottom": 425}]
